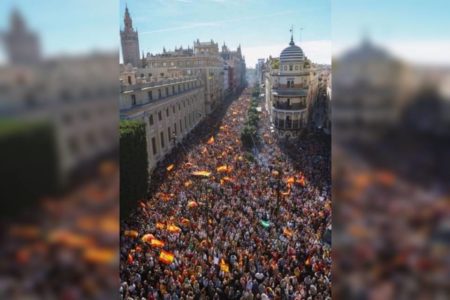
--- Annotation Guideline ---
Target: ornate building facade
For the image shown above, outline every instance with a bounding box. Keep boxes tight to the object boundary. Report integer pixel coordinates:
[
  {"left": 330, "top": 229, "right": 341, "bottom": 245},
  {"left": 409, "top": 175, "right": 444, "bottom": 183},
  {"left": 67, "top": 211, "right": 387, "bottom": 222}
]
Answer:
[
  {"left": 141, "top": 40, "right": 225, "bottom": 114},
  {"left": 120, "top": 6, "right": 140, "bottom": 67},
  {"left": 265, "top": 35, "right": 318, "bottom": 138},
  {"left": 120, "top": 64, "right": 205, "bottom": 172},
  {"left": 221, "top": 43, "right": 247, "bottom": 94}
]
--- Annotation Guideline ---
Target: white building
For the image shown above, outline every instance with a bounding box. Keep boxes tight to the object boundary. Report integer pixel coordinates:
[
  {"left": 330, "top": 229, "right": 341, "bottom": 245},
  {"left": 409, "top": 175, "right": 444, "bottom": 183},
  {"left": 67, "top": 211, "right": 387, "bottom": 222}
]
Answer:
[{"left": 265, "top": 35, "right": 317, "bottom": 138}]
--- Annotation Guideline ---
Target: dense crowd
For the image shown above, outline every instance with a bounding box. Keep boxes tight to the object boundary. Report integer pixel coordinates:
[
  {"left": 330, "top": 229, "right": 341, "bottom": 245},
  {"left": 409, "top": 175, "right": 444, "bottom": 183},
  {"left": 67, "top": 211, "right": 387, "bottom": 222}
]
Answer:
[
  {"left": 0, "top": 162, "right": 119, "bottom": 299},
  {"left": 120, "top": 89, "right": 332, "bottom": 299}
]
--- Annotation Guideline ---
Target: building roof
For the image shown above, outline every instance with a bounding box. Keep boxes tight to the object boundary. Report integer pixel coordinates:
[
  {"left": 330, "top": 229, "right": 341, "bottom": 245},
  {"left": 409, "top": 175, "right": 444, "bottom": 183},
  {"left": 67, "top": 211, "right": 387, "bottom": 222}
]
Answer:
[{"left": 280, "top": 38, "right": 304, "bottom": 63}]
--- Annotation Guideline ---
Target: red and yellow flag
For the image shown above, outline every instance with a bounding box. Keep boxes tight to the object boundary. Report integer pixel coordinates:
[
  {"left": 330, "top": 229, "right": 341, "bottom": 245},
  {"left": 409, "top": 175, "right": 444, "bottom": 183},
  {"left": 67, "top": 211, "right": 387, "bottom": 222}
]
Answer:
[
  {"left": 150, "top": 238, "right": 165, "bottom": 248},
  {"left": 159, "top": 250, "right": 175, "bottom": 264},
  {"left": 287, "top": 176, "right": 295, "bottom": 184},
  {"left": 207, "top": 136, "right": 215, "bottom": 144},
  {"left": 220, "top": 259, "right": 230, "bottom": 272},
  {"left": 167, "top": 224, "right": 182, "bottom": 233},
  {"left": 283, "top": 227, "right": 293, "bottom": 238},
  {"left": 124, "top": 230, "right": 139, "bottom": 238},
  {"left": 180, "top": 218, "right": 190, "bottom": 226},
  {"left": 156, "top": 222, "right": 165, "bottom": 230},
  {"left": 141, "top": 233, "right": 155, "bottom": 243},
  {"left": 187, "top": 201, "right": 199, "bottom": 208},
  {"left": 216, "top": 165, "right": 230, "bottom": 173},
  {"left": 166, "top": 164, "right": 174, "bottom": 171},
  {"left": 191, "top": 171, "right": 211, "bottom": 177}
]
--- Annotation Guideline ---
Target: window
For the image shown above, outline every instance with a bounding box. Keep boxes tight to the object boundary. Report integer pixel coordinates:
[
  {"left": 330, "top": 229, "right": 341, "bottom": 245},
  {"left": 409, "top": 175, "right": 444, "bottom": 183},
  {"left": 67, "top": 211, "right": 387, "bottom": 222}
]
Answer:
[
  {"left": 168, "top": 127, "right": 171, "bottom": 140},
  {"left": 289, "top": 65, "right": 293, "bottom": 71},
  {"left": 149, "top": 114, "right": 154, "bottom": 126},
  {"left": 152, "top": 137, "right": 157, "bottom": 155},
  {"left": 131, "top": 95, "right": 136, "bottom": 106},
  {"left": 166, "top": 108, "right": 169, "bottom": 117},
  {"left": 178, "top": 103, "right": 181, "bottom": 111},
  {"left": 148, "top": 91, "right": 153, "bottom": 101},
  {"left": 172, "top": 106, "right": 175, "bottom": 113},
  {"left": 284, "top": 65, "right": 287, "bottom": 71},
  {"left": 174, "top": 123, "right": 177, "bottom": 135},
  {"left": 160, "top": 132, "right": 165, "bottom": 148},
  {"left": 127, "top": 76, "right": 132, "bottom": 84},
  {"left": 295, "top": 65, "right": 298, "bottom": 71},
  {"left": 172, "top": 86, "right": 175, "bottom": 94},
  {"left": 158, "top": 111, "right": 162, "bottom": 121},
  {"left": 165, "top": 87, "right": 169, "bottom": 96},
  {"left": 148, "top": 73, "right": 152, "bottom": 77},
  {"left": 185, "top": 116, "right": 187, "bottom": 128},
  {"left": 158, "top": 89, "right": 162, "bottom": 98},
  {"left": 180, "top": 120, "right": 182, "bottom": 133}
]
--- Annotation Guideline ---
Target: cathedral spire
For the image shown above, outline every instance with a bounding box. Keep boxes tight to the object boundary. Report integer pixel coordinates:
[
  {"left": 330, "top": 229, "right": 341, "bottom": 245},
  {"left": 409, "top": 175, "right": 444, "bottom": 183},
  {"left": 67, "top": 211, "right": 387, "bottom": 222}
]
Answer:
[{"left": 124, "top": 4, "right": 133, "bottom": 31}]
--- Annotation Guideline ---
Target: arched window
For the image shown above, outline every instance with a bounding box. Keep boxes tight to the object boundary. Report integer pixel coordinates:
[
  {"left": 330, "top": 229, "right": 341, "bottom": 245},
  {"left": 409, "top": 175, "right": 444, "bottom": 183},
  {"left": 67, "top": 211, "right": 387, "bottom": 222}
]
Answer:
[
  {"left": 289, "top": 65, "right": 293, "bottom": 71},
  {"left": 127, "top": 76, "right": 132, "bottom": 85}
]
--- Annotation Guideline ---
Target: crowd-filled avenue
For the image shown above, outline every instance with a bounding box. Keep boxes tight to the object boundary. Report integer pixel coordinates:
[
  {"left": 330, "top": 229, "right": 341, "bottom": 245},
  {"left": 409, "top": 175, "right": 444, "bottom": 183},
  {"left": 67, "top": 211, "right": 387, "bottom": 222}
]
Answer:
[{"left": 120, "top": 88, "right": 331, "bottom": 300}]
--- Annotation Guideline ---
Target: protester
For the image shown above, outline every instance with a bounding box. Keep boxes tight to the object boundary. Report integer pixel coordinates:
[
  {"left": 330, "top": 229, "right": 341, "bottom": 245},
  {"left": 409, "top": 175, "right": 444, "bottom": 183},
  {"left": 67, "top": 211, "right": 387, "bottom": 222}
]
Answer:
[{"left": 120, "top": 89, "right": 332, "bottom": 300}]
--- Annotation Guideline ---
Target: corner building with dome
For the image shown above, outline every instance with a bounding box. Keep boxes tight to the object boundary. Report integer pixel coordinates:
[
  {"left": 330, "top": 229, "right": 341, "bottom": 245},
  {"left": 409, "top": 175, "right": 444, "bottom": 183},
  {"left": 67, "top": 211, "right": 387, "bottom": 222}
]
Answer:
[{"left": 265, "top": 34, "right": 318, "bottom": 138}]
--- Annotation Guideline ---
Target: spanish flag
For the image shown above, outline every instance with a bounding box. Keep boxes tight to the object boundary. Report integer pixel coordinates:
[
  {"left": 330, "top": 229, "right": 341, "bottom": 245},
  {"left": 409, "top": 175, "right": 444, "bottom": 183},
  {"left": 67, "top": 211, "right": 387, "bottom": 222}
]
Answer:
[
  {"left": 287, "top": 177, "right": 295, "bottom": 184},
  {"left": 124, "top": 230, "right": 139, "bottom": 238},
  {"left": 283, "top": 227, "right": 293, "bottom": 238},
  {"left": 156, "top": 222, "right": 165, "bottom": 230},
  {"left": 216, "top": 165, "right": 229, "bottom": 173},
  {"left": 167, "top": 224, "right": 182, "bottom": 233},
  {"left": 296, "top": 176, "right": 305, "bottom": 186},
  {"left": 127, "top": 253, "right": 134, "bottom": 264},
  {"left": 191, "top": 171, "right": 211, "bottom": 177},
  {"left": 207, "top": 136, "right": 214, "bottom": 144},
  {"left": 305, "top": 256, "right": 311, "bottom": 266},
  {"left": 84, "top": 248, "right": 115, "bottom": 264},
  {"left": 159, "top": 250, "right": 175, "bottom": 265},
  {"left": 166, "top": 164, "right": 174, "bottom": 171},
  {"left": 220, "top": 259, "right": 230, "bottom": 272},
  {"left": 141, "top": 233, "right": 155, "bottom": 243},
  {"left": 187, "top": 201, "right": 199, "bottom": 208},
  {"left": 150, "top": 238, "right": 165, "bottom": 248}
]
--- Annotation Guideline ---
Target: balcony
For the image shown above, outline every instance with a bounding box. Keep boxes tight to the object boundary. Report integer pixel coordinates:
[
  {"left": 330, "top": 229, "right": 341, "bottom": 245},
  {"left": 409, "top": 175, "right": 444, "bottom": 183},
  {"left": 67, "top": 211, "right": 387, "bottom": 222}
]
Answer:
[
  {"left": 272, "top": 88, "right": 308, "bottom": 97},
  {"left": 273, "top": 118, "right": 303, "bottom": 130},
  {"left": 273, "top": 102, "right": 306, "bottom": 111}
]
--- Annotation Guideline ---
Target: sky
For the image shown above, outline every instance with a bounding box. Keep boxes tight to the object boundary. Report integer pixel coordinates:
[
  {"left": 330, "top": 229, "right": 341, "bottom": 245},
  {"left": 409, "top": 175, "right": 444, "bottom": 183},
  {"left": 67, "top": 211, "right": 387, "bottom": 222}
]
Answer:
[
  {"left": 1, "top": 1, "right": 449, "bottom": 66},
  {"left": 0, "top": 0, "right": 118, "bottom": 63},
  {"left": 120, "top": 0, "right": 331, "bottom": 67},
  {"left": 333, "top": 0, "right": 450, "bottom": 65}
]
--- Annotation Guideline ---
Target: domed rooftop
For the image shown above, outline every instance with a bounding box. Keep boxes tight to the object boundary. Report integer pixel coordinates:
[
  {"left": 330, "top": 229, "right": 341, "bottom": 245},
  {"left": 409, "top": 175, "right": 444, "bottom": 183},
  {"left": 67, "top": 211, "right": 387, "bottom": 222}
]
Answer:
[{"left": 280, "top": 37, "right": 304, "bottom": 63}]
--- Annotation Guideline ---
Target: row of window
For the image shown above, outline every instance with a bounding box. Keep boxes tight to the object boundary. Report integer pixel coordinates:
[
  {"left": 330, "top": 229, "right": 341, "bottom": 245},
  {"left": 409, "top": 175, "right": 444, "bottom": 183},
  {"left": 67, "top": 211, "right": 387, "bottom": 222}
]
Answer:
[
  {"left": 283, "top": 64, "right": 302, "bottom": 71},
  {"left": 150, "top": 111, "right": 201, "bottom": 157},
  {"left": 148, "top": 96, "right": 198, "bottom": 126},
  {"left": 148, "top": 60, "right": 204, "bottom": 68},
  {"left": 130, "top": 81, "right": 197, "bottom": 106}
]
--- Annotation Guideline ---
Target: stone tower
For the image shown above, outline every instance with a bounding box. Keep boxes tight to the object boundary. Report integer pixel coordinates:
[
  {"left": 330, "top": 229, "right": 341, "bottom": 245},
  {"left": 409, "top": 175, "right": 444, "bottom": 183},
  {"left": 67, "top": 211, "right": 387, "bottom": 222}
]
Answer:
[
  {"left": 120, "top": 6, "right": 140, "bottom": 67},
  {"left": 4, "top": 9, "right": 41, "bottom": 65}
]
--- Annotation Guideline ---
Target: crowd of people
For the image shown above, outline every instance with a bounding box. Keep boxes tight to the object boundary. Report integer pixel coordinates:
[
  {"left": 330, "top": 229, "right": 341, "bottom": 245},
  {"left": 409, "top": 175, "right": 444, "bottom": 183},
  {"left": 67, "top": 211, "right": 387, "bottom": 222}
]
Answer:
[
  {"left": 120, "top": 88, "right": 332, "bottom": 299},
  {"left": 0, "top": 161, "right": 119, "bottom": 299}
]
